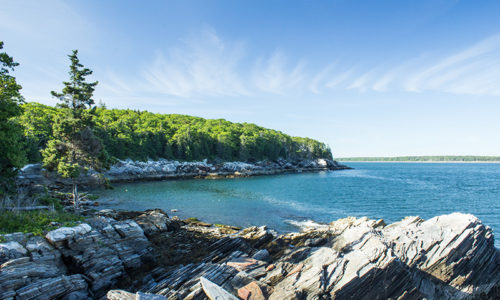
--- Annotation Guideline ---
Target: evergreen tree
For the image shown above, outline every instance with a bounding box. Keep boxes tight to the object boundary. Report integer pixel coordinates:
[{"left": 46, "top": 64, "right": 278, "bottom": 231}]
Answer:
[
  {"left": 0, "top": 41, "right": 26, "bottom": 199},
  {"left": 42, "top": 50, "right": 109, "bottom": 211}
]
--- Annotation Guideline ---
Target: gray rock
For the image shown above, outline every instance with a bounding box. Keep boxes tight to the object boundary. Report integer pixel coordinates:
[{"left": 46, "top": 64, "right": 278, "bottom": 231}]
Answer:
[
  {"left": 107, "top": 290, "right": 168, "bottom": 299},
  {"left": 0, "top": 241, "right": 27, "bottom": 264},
  {"left": 266, "top": 213, "right": 499, "bottom": 299},
  {"left": 383, "top": 213, "right": 500, "bottom": 297},
  {"left": 45, "top": 223, "right": 92, "bottom": 246},
  {"left": 135, "top": 209, "right": 171, "bottom": 236},
  {"left": 252, "top": 249, "right": 271, "bottom": 262},
  {"left": 1, "top": 211, "right": 497, "bottom": 299},
  {"left": 15, "top": 274, "right": 89, "bottom": 300}
]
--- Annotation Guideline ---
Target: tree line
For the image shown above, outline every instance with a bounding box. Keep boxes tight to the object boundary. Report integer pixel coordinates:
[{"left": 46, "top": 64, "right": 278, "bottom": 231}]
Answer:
[{"left": 19, "top": 103, "right": 332, "bottom": 164}]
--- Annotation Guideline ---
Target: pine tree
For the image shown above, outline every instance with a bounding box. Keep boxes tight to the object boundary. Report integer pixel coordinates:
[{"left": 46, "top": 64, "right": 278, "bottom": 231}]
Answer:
[
  {"left": 0, "top": 41, "right": 26, "bottom": 199},
  {"left": 42, "top": 50, "right": 109, "bottom": 212}
]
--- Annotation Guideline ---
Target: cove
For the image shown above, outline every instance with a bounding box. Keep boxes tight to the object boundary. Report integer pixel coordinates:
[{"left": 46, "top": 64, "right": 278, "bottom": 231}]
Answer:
[{"left": 96, "top": 162, "right": 500, "bottom": 245}]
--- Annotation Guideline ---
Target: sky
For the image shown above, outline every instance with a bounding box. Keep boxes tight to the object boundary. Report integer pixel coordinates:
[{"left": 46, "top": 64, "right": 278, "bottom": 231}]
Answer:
[{"left": 1, "top": 0, "right": 500, "bottom": 157}]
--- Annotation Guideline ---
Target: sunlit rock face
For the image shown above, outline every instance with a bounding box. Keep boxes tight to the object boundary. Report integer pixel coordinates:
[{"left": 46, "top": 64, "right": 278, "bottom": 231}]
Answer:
[{"left": 1, "top": 212, "right": 498, "bottom": 299}]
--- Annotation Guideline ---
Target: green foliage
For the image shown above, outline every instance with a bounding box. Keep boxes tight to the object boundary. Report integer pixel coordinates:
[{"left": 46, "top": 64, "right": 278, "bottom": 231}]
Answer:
[
  {"left": 338, "top": 156, "right": 500, "bottom": 162},
  {"left": 18, "top": 102, "right": 58, "bottom": 163},
  {"left": 51, "top": 50, "right": 98, "bottom": 111},
  {"left": 20, "top": 102, "right": 333, "bottom": 163},
  {"left": 42, "top": 50, "right": 110, "bottom": 181},
  {"left": 41, "top": 50, "right": 110, "bottom": 211},
  {"left": 0, "top": 210, "right": 84, "bottom": 236},
  {"left": 0, "top": 41, "right": 26, "bottom": 196},
  {"left": 37, "top": 193, "right": 63, "bottom": 211}
]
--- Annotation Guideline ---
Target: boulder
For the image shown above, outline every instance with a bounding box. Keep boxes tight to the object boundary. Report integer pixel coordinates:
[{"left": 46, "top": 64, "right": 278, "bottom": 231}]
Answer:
[
  {"left": 45, "top": 223, "right": 92, "bottom": 246},
  {"left": 135, "top": 209, "right": 171, "bottom": 236},
  {"left": 0, "top": 241, "right": 27, "bottom": 264},
  {"left": 252, "top": 249, "right": 271, "bottom": 262},
  {"left": 237, "top": 281, "right": 265, "bottom": 300}
]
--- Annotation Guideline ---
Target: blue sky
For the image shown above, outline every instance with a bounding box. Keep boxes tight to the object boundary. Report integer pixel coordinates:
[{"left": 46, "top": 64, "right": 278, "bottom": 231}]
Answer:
[{"left": 1, "top": 0, "right": 500, "bottom": 157}]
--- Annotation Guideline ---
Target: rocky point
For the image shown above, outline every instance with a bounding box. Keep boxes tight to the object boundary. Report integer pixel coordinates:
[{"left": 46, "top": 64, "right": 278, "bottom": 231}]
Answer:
[{"left": 1, "top": 210, "right": 499, "bottom": 299}]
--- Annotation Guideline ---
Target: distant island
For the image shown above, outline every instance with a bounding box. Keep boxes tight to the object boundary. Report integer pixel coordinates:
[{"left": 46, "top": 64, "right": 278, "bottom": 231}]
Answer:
[{"left": 337, "top": 156, "right": 500, "bottom": 162}]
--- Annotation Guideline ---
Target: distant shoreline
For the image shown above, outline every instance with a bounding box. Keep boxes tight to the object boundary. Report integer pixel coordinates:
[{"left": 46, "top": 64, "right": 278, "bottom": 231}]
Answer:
[
  {"left": 338, "top": 160, "right": 500, "bottom": 164},
  {"left": 337, "top": 155, "right": 500, "bottom": 163}
]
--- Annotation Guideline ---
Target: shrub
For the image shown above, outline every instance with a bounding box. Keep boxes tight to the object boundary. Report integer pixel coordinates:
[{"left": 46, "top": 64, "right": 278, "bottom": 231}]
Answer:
[{"left": 0, "top": 210, "right": 84, "bottom": 236}]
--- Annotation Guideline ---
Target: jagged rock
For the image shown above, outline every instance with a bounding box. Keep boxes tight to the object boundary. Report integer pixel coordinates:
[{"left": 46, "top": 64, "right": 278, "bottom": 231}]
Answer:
[
  {"left": 135, "top": 209, "right": 172, "bottom": 236},
  {"left": 45, "top": 223, "right": 92, "bottom": 246},
  {"left": 43, "top": 217, "right": 152, "bottom": 297},
  {"left": 200, "top": 276, "right": 238, "bottom": 300},
  {"left": 238, "top": 226, "right": 275, "bottom": 248},
  {"left": 226, "top": 257, "right": 260, "bottom": 272},
  {"left": 265, "top": 213, "right": 500, "bottom": 299},
  {"left": 0, "top": 241, "right": 27, "bottom": 264},
  {"left": 382, "top": 213, "right": 500, "bottom": 297},
  {"left": 14, "top": 274, "right": 89, "bottom": 300},
  {"left": 1, "top": 212, "right": 498, "bottom": 299},
  {"left": 252, "top": 249, "right": 271, "bottom": 263},
  {"left": 237, "top": 281, "right": 265, "bottom": 300}
]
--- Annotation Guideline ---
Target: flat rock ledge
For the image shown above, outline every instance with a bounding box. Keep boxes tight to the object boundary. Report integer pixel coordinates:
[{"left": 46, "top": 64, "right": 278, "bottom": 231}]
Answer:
[
  {"left": 1, "top": 210, "right": 498, "bottom": 299},
  {"left": 17, "top": 158, "right": 350, "bottom": 188}
]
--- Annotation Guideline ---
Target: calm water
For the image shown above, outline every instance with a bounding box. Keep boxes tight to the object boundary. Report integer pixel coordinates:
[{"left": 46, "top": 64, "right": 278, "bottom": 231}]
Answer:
[{"left": 97, "top": 162, "right": 500, "bottom": 245}]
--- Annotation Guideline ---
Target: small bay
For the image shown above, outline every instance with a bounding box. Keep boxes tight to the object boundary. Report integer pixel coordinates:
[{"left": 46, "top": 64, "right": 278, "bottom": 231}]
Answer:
[{"left": 97, "top": 162, "right": 500, "bottom": 245}]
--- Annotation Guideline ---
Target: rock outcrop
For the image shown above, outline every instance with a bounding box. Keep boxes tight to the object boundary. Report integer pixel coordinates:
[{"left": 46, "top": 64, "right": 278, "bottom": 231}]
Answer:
[
  {"left": 17, "top": 158, "right": 350, "bottom": 188},
  {"left": 1, "top": 211, "right": 498, "bottom": 299}
]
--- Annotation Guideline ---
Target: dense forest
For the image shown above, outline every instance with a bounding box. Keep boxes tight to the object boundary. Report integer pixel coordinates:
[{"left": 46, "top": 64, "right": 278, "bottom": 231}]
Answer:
[
  {"left": 18, "top": 102, "right": 333, "bottom": 163},
  {"left": 337, "top": 156, "right": 500, "bottom": 162}
]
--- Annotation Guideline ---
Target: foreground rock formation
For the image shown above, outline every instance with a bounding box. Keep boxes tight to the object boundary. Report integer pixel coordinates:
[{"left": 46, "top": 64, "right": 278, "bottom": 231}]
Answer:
[
  {"left": 1, "top": 211, "right": 498, "bottom": 299},
  {"left": 17, "top": 158, "right": 350, "bottom": 189}
]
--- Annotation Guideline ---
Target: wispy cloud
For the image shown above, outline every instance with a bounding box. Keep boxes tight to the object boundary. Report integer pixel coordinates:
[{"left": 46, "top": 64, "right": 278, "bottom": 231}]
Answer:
[
  {"left": 309, "top": 63, "right": 336, "bottom": 94},
  {"left": 103, "top": 28, "right": 310, "bottom": 98},
  {"left": 403, "top": 34, "right": 500, "bottom": 94},
  {"left": 103, "top": 30, "right": 500, "bottom": 100},
  {"left": 140, "top": 28, "right": 249, "bottom": 98},
  {"left": 253, "top": 51, "right": 306, "bottom": 95},
  {"left": 325, "top": 67, "right": 356, "bottom": 89},
  {"left": 315, "top": 33, "right": 500, "bottom": 96}
]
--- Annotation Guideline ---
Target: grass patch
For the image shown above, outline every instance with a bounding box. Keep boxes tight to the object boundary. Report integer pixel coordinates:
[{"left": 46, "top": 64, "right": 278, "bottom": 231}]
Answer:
[
  {"left": 0, "top": 210, "right": 85, "bottom": 236},
  {"left": 37, "top": 193, "right": 63, "bottom": 210}
]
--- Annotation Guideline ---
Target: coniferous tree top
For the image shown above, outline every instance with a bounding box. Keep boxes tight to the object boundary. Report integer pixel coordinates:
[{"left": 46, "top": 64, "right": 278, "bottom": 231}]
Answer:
[
  {"left": 51, "top": 50, "right": 98, "bottom": 111},
  {"left": 0, "top": 41, "right": 24, "bottom": 114}
]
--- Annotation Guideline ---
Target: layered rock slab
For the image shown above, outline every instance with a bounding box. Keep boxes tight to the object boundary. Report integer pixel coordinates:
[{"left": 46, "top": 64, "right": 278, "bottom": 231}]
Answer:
[{"left": 1, "top": 211, "right": 499, "bottom": 299}]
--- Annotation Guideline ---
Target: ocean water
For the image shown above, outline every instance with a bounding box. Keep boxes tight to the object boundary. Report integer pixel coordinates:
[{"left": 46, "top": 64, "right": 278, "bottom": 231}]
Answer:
[{"left": 96, "top": 162, "right": 500, "bottom": 245}]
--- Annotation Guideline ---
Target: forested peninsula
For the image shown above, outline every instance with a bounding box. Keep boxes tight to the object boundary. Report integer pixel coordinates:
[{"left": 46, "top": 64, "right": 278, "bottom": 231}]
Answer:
[{"left": 1, "top": 43, "right": 344, "bottom": 207}]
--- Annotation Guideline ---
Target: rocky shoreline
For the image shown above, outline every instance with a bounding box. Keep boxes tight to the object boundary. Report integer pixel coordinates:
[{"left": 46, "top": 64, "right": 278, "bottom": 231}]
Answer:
[
  {"left": 1, "top": 209, "right": 499, "bottom": 299},
  {"left": 17, "top": 158, "right": 351, "bottom": 189}
]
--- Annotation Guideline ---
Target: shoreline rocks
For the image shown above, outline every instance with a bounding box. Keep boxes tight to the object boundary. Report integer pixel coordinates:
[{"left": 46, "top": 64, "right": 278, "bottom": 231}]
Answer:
[
  {"left": 1, "top": 211, "right": 498, "bottom": 299},
  {"left": 17, "top": 158, "right": 351, "bottom": 189}
]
